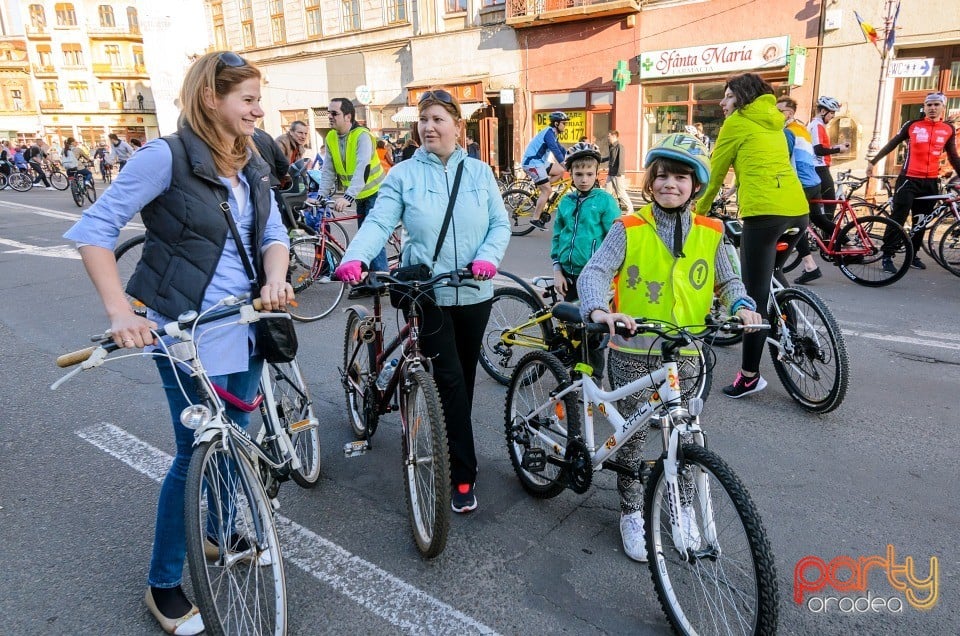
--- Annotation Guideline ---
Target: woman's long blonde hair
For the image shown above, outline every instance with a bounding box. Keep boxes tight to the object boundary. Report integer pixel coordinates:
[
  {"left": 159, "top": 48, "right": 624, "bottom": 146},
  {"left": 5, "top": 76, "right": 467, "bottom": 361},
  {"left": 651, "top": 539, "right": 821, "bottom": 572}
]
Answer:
[{"left": 179, "top": 51, "right": 261, "bottom": 176}]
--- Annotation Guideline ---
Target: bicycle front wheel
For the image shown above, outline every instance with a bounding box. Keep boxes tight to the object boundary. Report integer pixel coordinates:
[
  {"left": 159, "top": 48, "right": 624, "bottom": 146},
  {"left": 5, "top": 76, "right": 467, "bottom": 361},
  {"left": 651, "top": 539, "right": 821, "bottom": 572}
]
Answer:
[
  {"left": 269, "top": 359, "right": 321, "bottom": 487},
  {"left": 767, "top": 287, "right": 848, "bottom": 413},
  {"left": 503, "top": 188, "right": 538, "bottom": 236},
  {"left": 480, "top": 286, "right": 549, "bottom": 385},
  {"left": 835, "top": 215, "right": 912, "bottom": 286},
  {"left": 9, "top": 172, "right": 32, "bottom": 191},
  {"left": 114, "top": 234, "right": 146, "bottom": 311},
  {"left": 85, "top": 179, "right": 97, "bottom": 203},
  {"left": 49, "top": 170, "right": 69, "bottom": 190},
  {"left": 70, "top": 181, "right": 84, "bottom": 207},
  {"left": 924, "top": 212, "right": 953, "bottom": 265},
  {"left": 185, "top": 436, "right": 287, "bottom": 636},
  {"left": 937, "top": 219, "right": 960, "bottom": 278},
  {"left": 645, "top": 443, "right": 779, "bottom": 636},
  {"left": 288, "top": 238, "right": 345, "bottom": 321},
  {"left": 401, "top": 368, "right": 450, "bottom": 558},
  {"left": 504, "top": 351, "right": 578, "bottom": 499},
  {"left": 343, "top": 310, "right": 378, "bottom": 439}
]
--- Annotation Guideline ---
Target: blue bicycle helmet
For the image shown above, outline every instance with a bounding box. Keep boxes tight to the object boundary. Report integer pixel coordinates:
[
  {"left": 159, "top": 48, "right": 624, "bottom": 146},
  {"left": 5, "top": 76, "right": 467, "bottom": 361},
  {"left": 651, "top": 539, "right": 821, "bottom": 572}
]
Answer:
[{"left": 644, "top": 133, "right": 711, "bottom": 189}]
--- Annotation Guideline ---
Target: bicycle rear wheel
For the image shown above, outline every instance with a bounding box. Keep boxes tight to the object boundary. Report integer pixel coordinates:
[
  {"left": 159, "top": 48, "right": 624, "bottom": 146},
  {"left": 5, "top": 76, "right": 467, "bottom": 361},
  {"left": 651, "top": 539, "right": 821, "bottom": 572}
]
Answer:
[
  {"left": 835, "top": 215, "right": 912, "bottom": 286},
  {"left": 85, "top": 179, "right": 97, "bottom": 203},
  {"left": 70, "top": 181, "right": 84, "bottom": 207},
  {"left": 9, "top": 172, "right": 32, "bottom": 191},
  {"left": 767, "top": 287, "right": 848, "bottom": 413},
  {"left": 926, "top": 211, "right": 956, "bottom": 267},
  {"left": 401, "top": 368, "right": 450, "bottom": 558},
  {"left": 288, "top": 238, "right": 345, "bottom": 321},
  {"left": 645, "top": 443, "right": 779, "bottom": 636},
  {"left": 503, "top": 188, "right": 538, "bottom": 236},
  {"left": 185, "top": 436, "right": 286, "bottom": 636},
  {"left": 269, "top": 359, "right": 321, "bottom": 487},
  {"left": 504, "top": 351, "right": 578, "bottom": 499},
  {"left": 480, "top": 286, "right": 549, "bottom": 385},
  {"left": 343, "top": 309, "right": 378, "bottom": 439},
  {"left": 114, "top": 234, "right": 146, "bottom": 311},
  {"left": 937, "top": 219, "right": 960, "bottom": 278},
  {"left": 49, "top": 170, "right": 69, "bottom": 190}
]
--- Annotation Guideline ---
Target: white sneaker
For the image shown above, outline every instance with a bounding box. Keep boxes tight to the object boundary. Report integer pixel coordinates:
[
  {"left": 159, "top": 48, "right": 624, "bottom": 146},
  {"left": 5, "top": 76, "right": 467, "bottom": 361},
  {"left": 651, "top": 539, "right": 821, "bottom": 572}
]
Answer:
[
  {"left": 45, "top": 186, "right": 54, "bottom": 190},
  {"left": 317, "top": 275, "right": 331, "bottom": 283},
  {"left": 620, "top": 511, "right": 648, "bottom": 562},
  {"left": 679, "top": 505, "right": 702, "bottom": 550}
]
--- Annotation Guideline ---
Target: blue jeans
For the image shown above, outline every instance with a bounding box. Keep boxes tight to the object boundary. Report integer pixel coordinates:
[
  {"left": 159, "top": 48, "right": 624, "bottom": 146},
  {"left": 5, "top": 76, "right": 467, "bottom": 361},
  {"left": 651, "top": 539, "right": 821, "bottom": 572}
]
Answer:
[
  {"left": 148, "top": 354, "right": 264, "bottom": 588},
  {"left": 357, "top": 193, "right": 389, "bottom": 272}
]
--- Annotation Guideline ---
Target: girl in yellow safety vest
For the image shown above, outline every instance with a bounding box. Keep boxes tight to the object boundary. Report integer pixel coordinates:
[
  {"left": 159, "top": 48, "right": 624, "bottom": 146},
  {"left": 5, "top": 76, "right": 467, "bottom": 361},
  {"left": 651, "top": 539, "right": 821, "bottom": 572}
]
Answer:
[{"left": 576, "top": 132, "right": 763, "bottom": 564}]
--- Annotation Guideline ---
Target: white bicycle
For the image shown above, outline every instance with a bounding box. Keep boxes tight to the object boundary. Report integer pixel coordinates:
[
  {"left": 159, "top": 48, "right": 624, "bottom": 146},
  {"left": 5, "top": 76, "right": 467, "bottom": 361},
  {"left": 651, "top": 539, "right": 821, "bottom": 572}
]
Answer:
[{"left": 504, "top": 303, "right": 779, "bottom": 635}]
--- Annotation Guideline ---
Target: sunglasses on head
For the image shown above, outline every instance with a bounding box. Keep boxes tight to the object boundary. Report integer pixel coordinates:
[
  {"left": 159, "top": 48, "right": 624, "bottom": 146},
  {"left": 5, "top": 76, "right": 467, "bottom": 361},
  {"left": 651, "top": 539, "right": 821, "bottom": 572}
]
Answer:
[
  {"left": 418, "top": 89, "right": 455, "bottom": 105},
  {"left": 216, "top": 52, "right": 247, "bottom": 73}
]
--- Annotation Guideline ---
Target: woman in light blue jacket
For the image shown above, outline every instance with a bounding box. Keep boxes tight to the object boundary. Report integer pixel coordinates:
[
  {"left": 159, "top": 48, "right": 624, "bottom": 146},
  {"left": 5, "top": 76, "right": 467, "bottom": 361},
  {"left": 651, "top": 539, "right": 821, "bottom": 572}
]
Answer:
[{"left": 338, "top": 89, "right": 510, "bottom": 513}]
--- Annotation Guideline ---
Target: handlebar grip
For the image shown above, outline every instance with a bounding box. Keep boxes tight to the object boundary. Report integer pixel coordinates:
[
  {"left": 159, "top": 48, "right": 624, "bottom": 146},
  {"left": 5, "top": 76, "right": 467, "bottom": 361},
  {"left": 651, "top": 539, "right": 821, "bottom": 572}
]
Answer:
[
  {"left": 57, "top": 345, "right": 97, "bottom": 368},
  {"left": 253, "top": 298, "right": 263, "bottom": 311}
]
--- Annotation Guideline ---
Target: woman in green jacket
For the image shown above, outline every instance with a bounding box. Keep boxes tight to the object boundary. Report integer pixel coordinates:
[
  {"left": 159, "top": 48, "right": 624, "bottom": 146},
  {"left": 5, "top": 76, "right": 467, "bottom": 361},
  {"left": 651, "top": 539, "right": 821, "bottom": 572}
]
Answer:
[{"left": 695, "top": 73, "right": 809, "bottom": 399}]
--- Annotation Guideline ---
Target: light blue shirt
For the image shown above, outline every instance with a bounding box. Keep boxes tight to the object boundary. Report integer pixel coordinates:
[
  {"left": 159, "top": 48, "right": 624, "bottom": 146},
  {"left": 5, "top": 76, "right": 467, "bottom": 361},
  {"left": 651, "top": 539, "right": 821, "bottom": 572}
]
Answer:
[{"left": 64, "top": 138, "right": 289, "bottom": 376}]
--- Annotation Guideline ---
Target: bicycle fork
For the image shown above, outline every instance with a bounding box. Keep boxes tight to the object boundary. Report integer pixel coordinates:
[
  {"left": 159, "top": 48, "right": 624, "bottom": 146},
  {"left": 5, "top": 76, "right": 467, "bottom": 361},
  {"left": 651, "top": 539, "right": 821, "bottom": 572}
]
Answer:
[{"left": 660, "top": 417, "right": 718, "bottom": 559}]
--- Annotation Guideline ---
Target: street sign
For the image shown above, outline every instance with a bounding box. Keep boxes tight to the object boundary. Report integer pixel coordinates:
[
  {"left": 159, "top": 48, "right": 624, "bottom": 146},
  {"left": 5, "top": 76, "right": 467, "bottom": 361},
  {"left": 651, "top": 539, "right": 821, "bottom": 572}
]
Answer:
[{"left": 887, "top": 58, "right": 935, "bottom": 78}]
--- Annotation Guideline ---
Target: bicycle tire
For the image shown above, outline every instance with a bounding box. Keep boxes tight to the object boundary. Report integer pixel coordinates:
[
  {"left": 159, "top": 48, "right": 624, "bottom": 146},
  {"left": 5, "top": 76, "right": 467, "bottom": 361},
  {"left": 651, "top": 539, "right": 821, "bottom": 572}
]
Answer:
[
  {"left": 937, "top": 219, "right": 960, "bottom": 278},
  {"left": 835, "top": 215, "right": 912, "bottom": 287},
  {"left": 924, "top": 209, "right": 955, "bottom": 265},
  {"left": 185, "top": 436, "right": 287, "bottom": 636},
  {"left": 49, "top": 170, "right": 69, "bottom": 190},
  {"left": 9, "top": 172, "right": 32, "bottom": 192},
  {"left": 780, "top": 232, "right": 816, "bottom": 274},
  {"left": 343, "top": 309, "right": 378, "bottom": 439},
  {"left": 504, "top": 351, "right": 579, "bottom": 499},
  {"left": 401, "top": 367, "right": 451, "bottom": 558},
  {"left": 645, "top": 443, "right": 779, "bottom": 636},
  {"left": 480, "top": 286, "right": 550, "bottom": 385},
  {"left": 503, "top": 188, "right": 538, "bottom": 236},
  {"left": 85, "top": 178, "right": 97, "bottom": 203},
  {"left": 288, "top": 239, "right": 345, "bottom": 322},
  {"left": 70, "top": 181, "right": 84, "bottom": 207},
  {"left": 114, "top": 233, "right": 146, "bottom": 311},
  {"left": 767, "top": 286, "right": 848, "bottom": 413},
  {"left": 269, "top": 359, "right": 321, "bottom": 487},
  {"left": 0, "top": 173, "right": 7, "bottom": 190}
]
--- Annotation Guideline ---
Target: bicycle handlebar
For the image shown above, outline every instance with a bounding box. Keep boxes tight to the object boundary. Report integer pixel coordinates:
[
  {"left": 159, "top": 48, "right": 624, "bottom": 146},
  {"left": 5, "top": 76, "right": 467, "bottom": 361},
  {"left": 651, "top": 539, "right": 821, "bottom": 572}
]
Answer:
[
  {"left": 356, "top": 268, "right": 480, "bottom": 294},
  {"left": 582, "top": 317, "right": 769, "bottom": 341}
]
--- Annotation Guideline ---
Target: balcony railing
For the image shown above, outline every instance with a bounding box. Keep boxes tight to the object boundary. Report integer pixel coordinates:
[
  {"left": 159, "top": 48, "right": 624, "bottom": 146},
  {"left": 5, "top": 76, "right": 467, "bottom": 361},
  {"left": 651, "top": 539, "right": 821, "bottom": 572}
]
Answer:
[
  {"left": 0, "top": 59, "right": 30, "bottom": 72},
  {"left": 39, "top": 100, "right": 63, "bottom": 110},
  {"left": 87, "top": 25, "right": 142, "bottom": 40},
  {"left": 92, "top": 62, "right": 148, "bottom": 77},
  {"left": 33, "top": 64, "right": 57, "bottom": 76},
  {"left": 506, "top": 0, "right": 640, "bottom": 26},
  {"left": 97, "top": 100, "right": 155, "bottom": 112}
]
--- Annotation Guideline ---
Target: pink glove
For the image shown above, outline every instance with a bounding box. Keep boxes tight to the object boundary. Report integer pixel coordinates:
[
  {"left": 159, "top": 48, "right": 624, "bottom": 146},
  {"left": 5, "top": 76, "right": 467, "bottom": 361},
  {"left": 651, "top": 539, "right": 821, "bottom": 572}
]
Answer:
[
  {"left": 471, "top": 260, "right": 497, "bottom": 280},
  {"left": 335, "top": 260, "right": 364, "bottom": 283}
]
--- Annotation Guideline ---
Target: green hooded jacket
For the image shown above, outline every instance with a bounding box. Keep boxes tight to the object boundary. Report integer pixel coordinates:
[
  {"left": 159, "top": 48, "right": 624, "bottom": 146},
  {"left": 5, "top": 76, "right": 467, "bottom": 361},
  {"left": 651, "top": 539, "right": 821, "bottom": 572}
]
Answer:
[
  {"left": 695, "top": 94, "right": 808, "bottom": 219},
  {"left": 551, "top": 186, "right": 621, "bottom": 276}
]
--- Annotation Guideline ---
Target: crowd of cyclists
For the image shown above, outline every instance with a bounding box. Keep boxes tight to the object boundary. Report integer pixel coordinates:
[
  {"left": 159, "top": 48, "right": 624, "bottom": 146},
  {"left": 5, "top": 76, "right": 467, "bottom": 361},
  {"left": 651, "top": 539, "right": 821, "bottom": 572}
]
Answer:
[{"left": 57, "top": 46, "right": 960, "bottom": 633}]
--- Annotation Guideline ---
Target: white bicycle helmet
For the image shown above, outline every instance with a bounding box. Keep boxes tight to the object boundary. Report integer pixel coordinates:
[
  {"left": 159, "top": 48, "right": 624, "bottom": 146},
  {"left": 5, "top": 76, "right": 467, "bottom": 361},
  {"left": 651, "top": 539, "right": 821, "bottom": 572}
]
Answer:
[
  {"left": 817, "top": 96, "right": 841, "bottom": 112},
  {"left": 564, "top": 142, "right": 601, "bottom": 170}
]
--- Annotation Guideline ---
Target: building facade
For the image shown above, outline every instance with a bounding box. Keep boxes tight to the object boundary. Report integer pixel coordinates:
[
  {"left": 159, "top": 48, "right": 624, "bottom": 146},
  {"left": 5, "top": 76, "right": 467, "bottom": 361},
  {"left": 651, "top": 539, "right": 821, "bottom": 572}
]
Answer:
[
  {"left": 0, "top": 0, "right": 158, "bottom": 149},
  {"left": 206, "top": 0, "right": 521, "bottom": 173}
]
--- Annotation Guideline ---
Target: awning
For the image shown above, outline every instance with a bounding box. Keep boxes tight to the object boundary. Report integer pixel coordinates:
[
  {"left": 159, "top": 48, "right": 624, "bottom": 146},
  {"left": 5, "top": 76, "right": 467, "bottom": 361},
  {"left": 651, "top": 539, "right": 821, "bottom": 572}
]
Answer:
[
  {"left": 461, "top": 102, "right": 485, "bottom": 120},
  {"left": 391, "top": 106, "right": 419, "bottom": 124}
]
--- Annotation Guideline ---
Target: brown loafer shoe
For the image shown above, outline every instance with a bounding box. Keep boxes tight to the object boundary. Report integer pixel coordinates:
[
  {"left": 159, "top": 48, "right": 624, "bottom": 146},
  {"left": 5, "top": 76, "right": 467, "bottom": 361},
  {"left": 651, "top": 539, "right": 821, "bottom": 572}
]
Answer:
[{"left": 144, "top": 588, "right": 204, "bottom": 636}]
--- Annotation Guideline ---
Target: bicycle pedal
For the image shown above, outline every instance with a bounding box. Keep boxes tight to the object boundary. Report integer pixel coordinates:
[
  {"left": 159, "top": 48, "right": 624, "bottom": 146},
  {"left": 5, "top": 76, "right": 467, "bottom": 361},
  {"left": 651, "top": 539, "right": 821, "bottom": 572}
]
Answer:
[
  {"left": 270, "top": 497, "right": 281, "bottom": 511},
  {"left": 521, "top": 448, "right": 547, "bottom": 472},
  {"left": 288, "top": 417, "right": 317, "bottom": 433},
  {"left": 343, "top": 440, "right": 370, "bottom": 457}
]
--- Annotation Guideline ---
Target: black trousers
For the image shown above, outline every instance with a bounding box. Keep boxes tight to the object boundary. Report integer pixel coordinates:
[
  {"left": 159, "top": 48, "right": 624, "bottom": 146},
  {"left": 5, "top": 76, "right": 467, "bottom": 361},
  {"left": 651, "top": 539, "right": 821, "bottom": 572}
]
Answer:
[
  {"left": 795, "top": 183, "right": 837, "bottom": 257},
  {"left": 815, "top": 166, "right": 836, "bottom": 218},
  {"left": 414, "top": 298, "right": 492, "bottom": 486},
  {"left": 29, "top": 160, "right": 50, "bottom": 187},
  {"left": 740, "top": 214, "right": 809, "bottom": 374},
  {"left": 883, "top": 176, "right": 938, "bottom": 256}
]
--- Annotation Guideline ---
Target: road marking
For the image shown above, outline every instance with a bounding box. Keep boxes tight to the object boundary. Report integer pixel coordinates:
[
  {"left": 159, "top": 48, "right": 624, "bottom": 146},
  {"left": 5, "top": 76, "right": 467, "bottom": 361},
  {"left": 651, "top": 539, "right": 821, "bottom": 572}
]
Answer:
[
  {"left": 76, "top": 422, "right": 499, "bottom": 635},
  {"left": 842, "top": 329, "right": 960, "bottom": 351},
  {"left": 0, "top": 237, "right": 80, "bottom": 259},
  {"left": 0, "top": 198, "right": 145, "bottom": 229}
]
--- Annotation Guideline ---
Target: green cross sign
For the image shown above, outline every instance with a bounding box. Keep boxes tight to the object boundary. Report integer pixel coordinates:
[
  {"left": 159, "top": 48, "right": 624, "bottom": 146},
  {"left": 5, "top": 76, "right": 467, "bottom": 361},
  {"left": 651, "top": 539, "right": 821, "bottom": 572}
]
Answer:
[
  {"left": 640, "top": 56, "right": 654, "bottom": 72},
  {"left": 613, "top": 60, "right": 631, "bottom": 91}
]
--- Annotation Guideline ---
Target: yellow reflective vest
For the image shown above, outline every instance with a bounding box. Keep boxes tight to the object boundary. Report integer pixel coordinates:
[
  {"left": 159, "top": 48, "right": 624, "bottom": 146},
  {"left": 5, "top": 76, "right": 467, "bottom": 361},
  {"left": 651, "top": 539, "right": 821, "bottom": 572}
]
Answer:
[
  {"left": 611, "top": 204, "right": 722, "bottom": 354},
  {"left": 325, "top": 126, "right": 384, "bottom": 200}
]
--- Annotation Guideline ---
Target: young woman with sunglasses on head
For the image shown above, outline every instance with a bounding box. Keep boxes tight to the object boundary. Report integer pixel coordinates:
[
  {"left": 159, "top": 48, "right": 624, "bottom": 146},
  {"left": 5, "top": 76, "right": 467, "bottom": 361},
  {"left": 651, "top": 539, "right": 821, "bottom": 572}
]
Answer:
[
  {"left": 336, "top": 89, "right": 510, "bottom": 514},
  {"left": 64, "top": 51, "right": 293, "bottom": 635}
]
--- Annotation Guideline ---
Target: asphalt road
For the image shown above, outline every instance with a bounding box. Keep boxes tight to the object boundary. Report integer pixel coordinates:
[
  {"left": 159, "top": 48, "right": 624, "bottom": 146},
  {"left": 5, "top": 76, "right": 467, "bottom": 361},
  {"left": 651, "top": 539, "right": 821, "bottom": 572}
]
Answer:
[{"left": 1, "top": 187, "right": 957, "bottom": 635}]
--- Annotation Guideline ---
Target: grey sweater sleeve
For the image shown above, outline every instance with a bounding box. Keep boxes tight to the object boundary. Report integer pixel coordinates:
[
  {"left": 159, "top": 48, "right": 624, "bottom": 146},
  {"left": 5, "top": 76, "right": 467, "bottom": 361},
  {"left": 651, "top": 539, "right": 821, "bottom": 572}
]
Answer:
[{"left": 576, "top": 208, "right": 755, "bottom": 322}]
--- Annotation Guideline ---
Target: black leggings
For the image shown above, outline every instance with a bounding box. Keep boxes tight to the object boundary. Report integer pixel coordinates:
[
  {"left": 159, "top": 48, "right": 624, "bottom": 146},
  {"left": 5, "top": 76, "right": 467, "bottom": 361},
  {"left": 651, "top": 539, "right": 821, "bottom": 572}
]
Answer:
[
  {"left": 815, "top": 166, "right": 836, "bottom": 219},
  {"left": 883, "top": 176, "right": 938, "bottom": 256},
  {"left": 414, "top": 299, "right": 492, "bottom": 486},
  {"left": 740, "top": 214, "right": 809, "bottom": 374}
]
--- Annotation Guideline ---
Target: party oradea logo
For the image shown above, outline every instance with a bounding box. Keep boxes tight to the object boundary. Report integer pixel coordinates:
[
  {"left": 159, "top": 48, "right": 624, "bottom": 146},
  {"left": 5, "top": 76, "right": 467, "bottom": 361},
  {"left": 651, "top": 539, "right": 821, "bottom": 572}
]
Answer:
[{"left": 794, "top": 544, "right": 938, "bottom": 613}]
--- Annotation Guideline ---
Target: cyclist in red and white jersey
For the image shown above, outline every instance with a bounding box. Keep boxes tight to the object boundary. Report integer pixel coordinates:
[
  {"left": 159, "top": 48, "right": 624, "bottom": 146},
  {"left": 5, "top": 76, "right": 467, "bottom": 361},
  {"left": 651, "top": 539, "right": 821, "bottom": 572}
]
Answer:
[
  {"left": 807, "top": 96, "right": 850, "bottom": 219},
  {"left": 867, "top": 92, "right": 960, "bottom": 271}
]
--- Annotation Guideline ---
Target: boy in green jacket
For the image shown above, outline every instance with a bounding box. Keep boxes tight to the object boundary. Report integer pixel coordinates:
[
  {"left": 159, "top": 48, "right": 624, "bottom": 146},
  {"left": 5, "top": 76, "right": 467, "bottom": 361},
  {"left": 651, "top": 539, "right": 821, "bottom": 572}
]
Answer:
[{"left": 551, "top": 142, "right": 622, "bottom": 301}]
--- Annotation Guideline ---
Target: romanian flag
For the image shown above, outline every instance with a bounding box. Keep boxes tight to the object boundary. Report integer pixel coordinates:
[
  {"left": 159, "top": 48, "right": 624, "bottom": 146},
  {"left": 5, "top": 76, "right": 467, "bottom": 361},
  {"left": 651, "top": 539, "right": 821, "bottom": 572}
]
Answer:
[{"left": 854, "top": 11, "right": 879, "bottom": 45}]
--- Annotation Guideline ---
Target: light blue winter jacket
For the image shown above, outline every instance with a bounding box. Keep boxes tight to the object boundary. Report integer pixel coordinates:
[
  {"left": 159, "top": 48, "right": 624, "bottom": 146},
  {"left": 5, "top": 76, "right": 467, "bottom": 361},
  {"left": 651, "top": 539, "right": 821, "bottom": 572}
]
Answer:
[{"left": 342, "top": 146, "right": 510, "bottom": 306}]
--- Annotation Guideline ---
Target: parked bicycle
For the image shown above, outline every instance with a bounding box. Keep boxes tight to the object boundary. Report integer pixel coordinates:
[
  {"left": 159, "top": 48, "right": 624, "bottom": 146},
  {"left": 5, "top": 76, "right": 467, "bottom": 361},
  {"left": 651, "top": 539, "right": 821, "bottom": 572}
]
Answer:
[
  {"left": 53, "top": 294, "right": 320, "bottom": 636},
  {"left": 502, "top": 175, "right": 572, "bottom": 236},
  {"left": 341, "top": 269, "right": 479, "bottom": 558},
  {"left": 504, "top": 305, "right": 779, "bottom": 635}
]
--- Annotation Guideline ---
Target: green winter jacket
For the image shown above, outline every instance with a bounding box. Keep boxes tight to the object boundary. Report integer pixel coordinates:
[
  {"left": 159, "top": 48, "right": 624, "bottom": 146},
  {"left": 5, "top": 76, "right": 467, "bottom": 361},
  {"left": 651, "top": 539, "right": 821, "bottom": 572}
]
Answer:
[
  {"left": 551, "top": 187, "right": 621, "bottom": 276},
  {"left": 695, "top": 94, "right": 808, "bottom": 219}
]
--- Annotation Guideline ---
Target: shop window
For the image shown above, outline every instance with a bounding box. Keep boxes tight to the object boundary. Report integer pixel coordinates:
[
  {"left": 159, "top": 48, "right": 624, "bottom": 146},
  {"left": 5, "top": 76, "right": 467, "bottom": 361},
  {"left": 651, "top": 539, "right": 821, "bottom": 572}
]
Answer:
[
  {"left": 532, "top": 91, "right": 586, "bottom": 110},
  {"left": 591, "top": 91, "right": 614, "bottom": 107},
  {"left": 949, "top": 62, "right": 960, "bottom": 92},
  {"left": 901, "top": 69, "right": 939, "bottom": 93}
]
